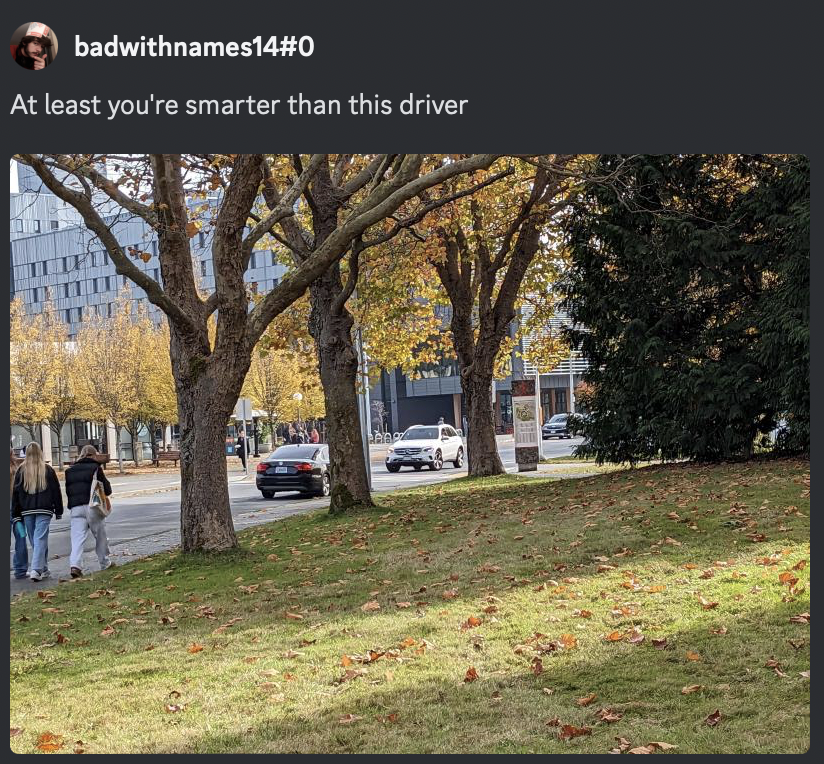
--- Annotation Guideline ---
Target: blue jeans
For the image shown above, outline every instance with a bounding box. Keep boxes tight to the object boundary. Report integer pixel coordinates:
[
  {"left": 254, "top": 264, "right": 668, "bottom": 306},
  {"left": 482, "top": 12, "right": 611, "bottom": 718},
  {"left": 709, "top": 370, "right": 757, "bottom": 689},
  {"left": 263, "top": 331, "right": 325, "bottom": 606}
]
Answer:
[
  {"left": 23, "top": 514, "right": 51, "bottom": 575},
  {"left": 10, "top": 505, "right": 28, "bottom": 578}
]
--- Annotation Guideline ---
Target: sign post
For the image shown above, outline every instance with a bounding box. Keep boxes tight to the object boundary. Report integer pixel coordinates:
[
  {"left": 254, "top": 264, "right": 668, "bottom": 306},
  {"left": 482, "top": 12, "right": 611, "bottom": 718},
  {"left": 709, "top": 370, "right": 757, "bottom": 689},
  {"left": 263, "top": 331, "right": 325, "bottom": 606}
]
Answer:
[
  {"left": 234, "top": 397, "right": 253, "bottom": 476},
  {"left": 512, "top": 379, "right": 540, "bottom": 472}
]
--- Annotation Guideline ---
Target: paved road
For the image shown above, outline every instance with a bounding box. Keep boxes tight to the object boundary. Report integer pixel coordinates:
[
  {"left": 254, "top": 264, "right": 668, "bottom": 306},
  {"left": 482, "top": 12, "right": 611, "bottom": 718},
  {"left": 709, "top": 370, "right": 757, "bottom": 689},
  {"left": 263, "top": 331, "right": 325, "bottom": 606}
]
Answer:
[{"left": 10, "top": 437, "right": 584, "bottom": 596}]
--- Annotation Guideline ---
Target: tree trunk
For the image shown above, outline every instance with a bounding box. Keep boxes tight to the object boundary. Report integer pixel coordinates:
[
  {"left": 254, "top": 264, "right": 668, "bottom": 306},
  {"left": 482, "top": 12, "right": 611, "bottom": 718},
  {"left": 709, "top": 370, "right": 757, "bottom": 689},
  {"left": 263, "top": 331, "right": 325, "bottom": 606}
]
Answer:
[
  {"left": 462, "top": 365, "right": 505, "bottom": 477},
  {"left": 309, "top": 273, "right": 373, "bottom": 513},
  {"left": 114, "top": 429, "right": 124, "bottom": 474},
  {"left": 54, "top": 429, "right": 63, "bottom": 470},
  {"left": 176, "top": 384, "right": 238, "bottom": 552}
]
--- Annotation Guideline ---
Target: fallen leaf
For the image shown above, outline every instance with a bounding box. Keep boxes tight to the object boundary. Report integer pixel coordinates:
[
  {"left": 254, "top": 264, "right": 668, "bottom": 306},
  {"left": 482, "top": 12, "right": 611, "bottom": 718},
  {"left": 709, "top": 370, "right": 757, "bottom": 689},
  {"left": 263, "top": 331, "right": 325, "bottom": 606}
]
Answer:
[
  {"left": 628, "top": 746, "right": 654, "bottom": 754},
  {"left": 789, "top": 613, "right": 810, "bottom": 624},
  {"left": 285, "top": 612, "right": 304, "bottom": 620},
  {"left": 338, "top": 714, "right": 362, "bottom": 724},
  {"left": 575, "top": 609, "right": 593, "bottom": 619},
  {"left": 531, "top": 657, "right": 544, "bottom": 675},
  {"left": 361, "top": 600, "right": 381, "bottom": 612},
  {"left": 606, "top": 631, "right": 626, "bottom": 642},
  {"left": 648, "top": 742, "right": 678, "bottom": 751},
  {"left": 685, "top": 651, "right": 702, "bottom": 661},
  {"left": 699, "top": 597, "right": 719, "bottom": 610},
  {"left": 281, "top": 650, "right": 303, "bottom": 658},
  {"left": 442, "top": 589, "right": 458, "bottom": 600},
  {"left": 710, "top": 626, "right": 728, "bottom": 635},
  {"left": 576, "top": 692, "right": 597, "bottom": 706},
  {"left": 628, "top": 628, "right": 645, "bottom": 644},
  {"left": 187, "top": 644, "right": 204, "bottom": 654},
  {"left": 704, "top": 709, "right": 722, "bottom": 727},
  {"left": 464, "top": 666, "right": 478, "bottom": 683},
  {"left": 611, "top": 737, "right": 633, "bottom": 753},
  {"left": 100, "top": 625, "right": 115, "bottom": 637},
  {"left": 800, "top": 670, "right": 810, "bottom": 679},
  {"left": 779, "top": 572, "right": 799, "bottom": 586},
  {"left": 164, "top": 704, "right": 185, "bottom": 713},
  {"left": 559, "top": 633, "right": 578, "bottom": 649},
  {"left": 792, "top": 560, "right": 807, "bottom": 571},
  {"left": 395, "top": 602, "right": 412, "bottom": 609},
  {"left": 461, "top": 616, "right": 482, "bottom": 630},
  {"left": 35, "top": 732, "right": 64, "bottom": 752},
  {"left": 597, "top": 708, "right": 623, "bottom": 722},
  {"left": 10, "top": 728, "right": 23, "bottom": 737},
  {"left": 542, "top": 687, "right": 554, "bottom": 696},
  {"left": 652, "top": 638, "right": 668, "bottom": 650},
  {"left": 558, "top": 724, "right": 592, "bottom": 740},
  {"left": 681, "top": 684, "right": 704, "bottom": 694}
]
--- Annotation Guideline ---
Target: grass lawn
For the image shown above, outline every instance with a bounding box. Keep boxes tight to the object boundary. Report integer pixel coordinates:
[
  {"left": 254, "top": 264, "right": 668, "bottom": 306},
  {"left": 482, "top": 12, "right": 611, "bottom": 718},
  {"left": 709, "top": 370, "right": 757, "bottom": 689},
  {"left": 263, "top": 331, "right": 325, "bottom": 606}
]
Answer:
[{"left": 10, "top": 458, "right": 809, "bottom": 754}]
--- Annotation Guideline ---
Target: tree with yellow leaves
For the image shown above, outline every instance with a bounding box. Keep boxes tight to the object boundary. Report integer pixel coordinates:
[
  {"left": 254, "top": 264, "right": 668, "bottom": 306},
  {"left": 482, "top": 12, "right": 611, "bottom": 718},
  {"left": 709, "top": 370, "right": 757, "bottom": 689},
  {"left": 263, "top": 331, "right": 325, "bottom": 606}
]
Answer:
[
  {"left": 9, "top": 298, "right": 58, "bottom": 443},
  {"left": 74, "top": 292, "right": 146, "bottom": 473}
]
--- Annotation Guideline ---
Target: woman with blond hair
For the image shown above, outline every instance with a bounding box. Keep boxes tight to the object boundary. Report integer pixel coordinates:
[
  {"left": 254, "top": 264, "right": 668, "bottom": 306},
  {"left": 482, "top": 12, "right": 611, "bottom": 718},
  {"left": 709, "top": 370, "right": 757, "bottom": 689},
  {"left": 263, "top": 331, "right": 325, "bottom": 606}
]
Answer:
[
  {"left": 11, "top": 443, "right": 63, "bottom": 581},
  {"left": 10, "top": 448, "right": 28, "bottom": 579},
  {"left": 65, "top": 445, "right": 112, "bottom": 577}
]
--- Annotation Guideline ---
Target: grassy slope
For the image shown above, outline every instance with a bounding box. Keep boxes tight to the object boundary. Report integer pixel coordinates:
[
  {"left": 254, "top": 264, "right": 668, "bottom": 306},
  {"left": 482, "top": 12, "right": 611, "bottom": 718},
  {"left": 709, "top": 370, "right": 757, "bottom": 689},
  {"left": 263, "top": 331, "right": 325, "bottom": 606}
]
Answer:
[{"left": 10, "top": 459, "right": 810, "bottom": 754}]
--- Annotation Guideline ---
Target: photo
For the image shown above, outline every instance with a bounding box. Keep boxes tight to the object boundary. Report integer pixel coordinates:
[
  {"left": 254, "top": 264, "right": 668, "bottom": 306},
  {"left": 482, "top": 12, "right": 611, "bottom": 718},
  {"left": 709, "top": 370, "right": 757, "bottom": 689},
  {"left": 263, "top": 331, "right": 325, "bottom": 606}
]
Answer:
[
  {"left": 10, "top": 22, "right": 57, "bottom": 70},
  {"left": 9, "top": 154, "right": 809, "bottom": 754}
]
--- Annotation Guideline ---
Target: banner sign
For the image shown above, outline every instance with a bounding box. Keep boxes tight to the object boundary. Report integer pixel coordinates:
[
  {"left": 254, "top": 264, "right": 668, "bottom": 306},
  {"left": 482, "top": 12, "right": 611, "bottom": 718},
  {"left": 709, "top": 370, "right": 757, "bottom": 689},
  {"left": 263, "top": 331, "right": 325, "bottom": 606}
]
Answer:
[{"left": 512, "top": 379, "right": 540, "bottom": 471}]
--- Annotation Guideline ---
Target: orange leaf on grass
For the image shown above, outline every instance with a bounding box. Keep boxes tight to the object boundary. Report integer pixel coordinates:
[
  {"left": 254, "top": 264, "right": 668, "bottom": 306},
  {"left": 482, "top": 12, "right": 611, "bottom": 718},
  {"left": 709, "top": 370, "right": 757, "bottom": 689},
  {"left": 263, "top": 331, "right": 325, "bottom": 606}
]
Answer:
[
  {"left": 686, "top": 651, "right": 702, "bottom": 661},
  {"left": 187, "top": 644, "right": 204, "bottom": 654},
  {"left": 35, "top": 732, "right": 64, "bottom": 752},
  {"left": 461, "top": 616, "right": 482, "bottom": 630},
  {"left": 576, "top": 692, "right": 597, "bottom": 706},
  {"left": 704, "top": 709, "right": 722, "bottom": 727},
  {"left": 681, "top": 684, "right": 703, "bottom": 694},
  {"left": 558, "top": 724, "right": 592, "bottom": 740},
  {"left": 464, "top": 666, "right": 479, "bottom": 683}
]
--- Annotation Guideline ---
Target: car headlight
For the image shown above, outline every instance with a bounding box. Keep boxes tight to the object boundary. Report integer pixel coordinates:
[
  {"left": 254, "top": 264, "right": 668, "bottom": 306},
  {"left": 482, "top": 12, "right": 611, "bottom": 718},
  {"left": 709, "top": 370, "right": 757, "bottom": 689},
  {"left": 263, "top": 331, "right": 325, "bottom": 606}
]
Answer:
[
  {"left": 387, "top": 447, "right": 394, "bottom": 453},
  {"left": 423, "top": 447, "right": 433, "bottom": 452}
]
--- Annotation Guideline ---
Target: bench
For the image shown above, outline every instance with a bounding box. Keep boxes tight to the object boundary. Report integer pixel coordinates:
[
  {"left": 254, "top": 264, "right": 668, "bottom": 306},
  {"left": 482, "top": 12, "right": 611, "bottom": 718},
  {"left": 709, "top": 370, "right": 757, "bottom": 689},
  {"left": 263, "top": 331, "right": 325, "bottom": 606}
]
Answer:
[{"left": 152, "top": 451, "right": 181, "bottom": 467}]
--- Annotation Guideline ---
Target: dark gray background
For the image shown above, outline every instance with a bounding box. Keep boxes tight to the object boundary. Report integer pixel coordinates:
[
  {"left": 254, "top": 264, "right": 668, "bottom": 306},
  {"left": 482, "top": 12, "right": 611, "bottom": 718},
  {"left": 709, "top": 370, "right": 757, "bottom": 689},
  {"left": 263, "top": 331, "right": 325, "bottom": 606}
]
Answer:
[{"left": 2, "top": 1, "right": 819, "bottom": 145}]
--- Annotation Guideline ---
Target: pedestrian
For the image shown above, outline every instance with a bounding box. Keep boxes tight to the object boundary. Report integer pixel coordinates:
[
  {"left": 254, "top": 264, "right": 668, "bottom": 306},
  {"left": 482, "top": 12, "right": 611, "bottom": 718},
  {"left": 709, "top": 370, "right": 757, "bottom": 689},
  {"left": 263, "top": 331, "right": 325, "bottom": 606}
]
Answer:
[
  {"left": 438, "top": 416, "right": 445, "bottom": 425},
  {"left": 14, "top": 23, "right": 52, "bottom": 70},
  {"left": 65, "top": 444, "right": 113, "bottom": 578},
  {"left": 10, "top": 448, "right": 28, "bottom": 580},
  {"left": 236, "top": 429, "right": 247, "bottom": 470},
  {"left": 289, "top": 424, "right": 298, "bottom": 444},
  {"left": 310, "top": 427, "right": 320, "bottom": 444},
  {"left": 11, "top": 442, "right": 63, "bottom": 581}
]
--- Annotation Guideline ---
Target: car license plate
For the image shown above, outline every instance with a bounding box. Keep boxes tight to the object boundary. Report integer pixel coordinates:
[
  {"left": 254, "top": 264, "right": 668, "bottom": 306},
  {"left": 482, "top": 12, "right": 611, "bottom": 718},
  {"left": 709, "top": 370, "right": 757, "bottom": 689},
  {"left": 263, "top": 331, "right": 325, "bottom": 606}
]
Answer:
[{"left": 275, "top": 466, "right": 288, "bottom": 474}]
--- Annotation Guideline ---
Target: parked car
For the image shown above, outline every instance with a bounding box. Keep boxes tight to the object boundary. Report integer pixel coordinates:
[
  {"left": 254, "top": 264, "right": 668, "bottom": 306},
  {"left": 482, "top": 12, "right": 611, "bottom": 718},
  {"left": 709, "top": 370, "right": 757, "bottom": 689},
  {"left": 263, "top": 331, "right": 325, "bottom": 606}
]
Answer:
[
  {"left": 542, "top": 413, "right": 572, "bottom": 439},
  {"left": 568, "top": 412, "right": 590, "bottom": 436},
  {"left": 256, "top": 444, "right": 330, "bottom": 499},
  {"left": 385, "top": 424, "right": 464, "bottom": 472}
]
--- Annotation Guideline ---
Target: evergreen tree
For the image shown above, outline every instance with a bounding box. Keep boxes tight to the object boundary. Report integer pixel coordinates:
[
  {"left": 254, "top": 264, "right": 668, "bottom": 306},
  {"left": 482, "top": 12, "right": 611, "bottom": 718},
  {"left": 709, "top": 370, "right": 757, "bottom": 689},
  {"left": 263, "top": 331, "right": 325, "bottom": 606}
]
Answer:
[{"left": 561, "top": 155, "right": 809, "bottom": 463}]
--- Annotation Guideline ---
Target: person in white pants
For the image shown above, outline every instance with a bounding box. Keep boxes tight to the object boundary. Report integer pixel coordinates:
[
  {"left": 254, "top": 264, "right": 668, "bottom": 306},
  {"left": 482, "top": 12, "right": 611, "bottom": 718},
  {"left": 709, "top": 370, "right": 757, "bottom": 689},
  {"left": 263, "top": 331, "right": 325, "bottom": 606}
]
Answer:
[
  {"left": 69, "top": 504, "right": 111, "bottom": 572},
  {"left": 64, "top": 445, "right": 113, "bottom": 577}
]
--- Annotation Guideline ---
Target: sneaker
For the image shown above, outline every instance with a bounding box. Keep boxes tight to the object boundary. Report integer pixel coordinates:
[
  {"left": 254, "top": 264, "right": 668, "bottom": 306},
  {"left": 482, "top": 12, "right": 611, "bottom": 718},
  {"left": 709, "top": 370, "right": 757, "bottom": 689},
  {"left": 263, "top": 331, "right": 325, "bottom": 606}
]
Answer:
[
  {"left": 29, "top": 570, "right": 43, "bottom": 581},
  {"left": 102, "top": 561, "right": 115, "bottom": 571},
  {"left": 70, "top": 567, "right": 83, "bottom": 579}
]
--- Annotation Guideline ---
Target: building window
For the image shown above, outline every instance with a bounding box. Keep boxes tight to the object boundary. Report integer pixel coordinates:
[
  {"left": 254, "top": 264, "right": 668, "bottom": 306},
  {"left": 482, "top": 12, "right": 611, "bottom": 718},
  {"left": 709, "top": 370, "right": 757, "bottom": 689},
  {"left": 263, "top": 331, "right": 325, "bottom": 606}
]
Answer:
[
  {"left": 33, "top": 220, "right": 41, "bottom": 233},
  {"left": 151, "top": 241, "right": 157, "bottom": 256},
  {"left": 91, "top": 279, "right": 97, "bottom": 294},
  {"left": 31, "top": 287, "right": 38, "bottom": 303},
  {"left": 272, "top": 252, "right": 278, "bottom": 267},
  {"left": 108, "top": 303, "right": 114, "bottom": 318},
  {"left": 15, "top": 219, "right": 23, "bottom": 232},
  {"left": 75, "top": 282, "right": 82, "bottom": 297},
  {"left": 153, "top": 268, "right": 160, "bottom": 282},
  {"left": 105, "top": 276, "right": 111, "bottom": 291},
  {"left": 198, "top": 232, "right": 206, "bottom": 248},
  {"left": 540, "top": 390, "right": 552, "bottom": 423},
  {"left": 90, "top": 253, "right": 96, "bottom": 267},
  {"left": 64, "top": 309, "right": 71, "bottom": 324},
  {"left": 103, "top": 252, "right": 109, "bottom": 266},
  {"left": 76, "top": 307, "right": 83, "bottom": 323},
  {"left": 50, "top": 220, "right": 59, "bottom": 231},
  {"left": 42, "top": 260, "right": 49, "bottom": 275},
  {"left": 62, "top": 283, "right": 69, "bottom": 298},
  {"left": 500, "top": 391, "right": 513, "bottom": 427},
  {"left": 554, "top": 388, "right": 567, "bottom": 414},
  {"left": 30, "top": 262, "right": 37, "bottom": 277},
  {"left": 200, "top": 260, "right": 207, "bottom": 277}
]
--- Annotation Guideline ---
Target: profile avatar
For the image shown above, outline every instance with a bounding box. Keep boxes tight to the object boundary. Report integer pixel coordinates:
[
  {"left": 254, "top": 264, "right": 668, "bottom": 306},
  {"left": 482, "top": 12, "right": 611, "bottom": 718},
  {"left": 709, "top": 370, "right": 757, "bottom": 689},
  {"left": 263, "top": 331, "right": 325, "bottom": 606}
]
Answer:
[{"left": 12, "top": 22, "right": 55, "bottom": 70}]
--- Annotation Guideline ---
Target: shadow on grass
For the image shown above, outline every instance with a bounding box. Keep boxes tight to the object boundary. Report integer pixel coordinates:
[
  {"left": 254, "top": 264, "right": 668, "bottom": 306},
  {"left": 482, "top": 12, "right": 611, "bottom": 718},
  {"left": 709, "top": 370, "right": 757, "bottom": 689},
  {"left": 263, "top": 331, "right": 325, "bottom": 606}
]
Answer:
[{"left": 140, "top": 598, "right": 810, "bottom": 755}]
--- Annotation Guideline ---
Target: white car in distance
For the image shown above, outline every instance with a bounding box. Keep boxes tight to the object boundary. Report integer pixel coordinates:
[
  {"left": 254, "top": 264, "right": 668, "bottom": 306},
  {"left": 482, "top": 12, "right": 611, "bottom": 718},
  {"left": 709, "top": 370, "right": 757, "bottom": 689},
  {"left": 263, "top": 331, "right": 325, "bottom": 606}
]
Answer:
[{"left": 385, "top": 424, "right": 464, "bottom": 472}]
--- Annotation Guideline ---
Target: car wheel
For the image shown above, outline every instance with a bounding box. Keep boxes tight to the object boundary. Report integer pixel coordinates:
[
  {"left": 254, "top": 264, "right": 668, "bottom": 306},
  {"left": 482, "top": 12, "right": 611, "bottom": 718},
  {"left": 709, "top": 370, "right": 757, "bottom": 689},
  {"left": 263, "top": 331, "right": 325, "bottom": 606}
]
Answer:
[
  {"left": 453, "top": 447, "right": 464, "bottom": 468},
  {"left": 413, "top": 464, "right": 423, "bottom": 471},
  {"left": 261, "top": 490, "right": 275, "bottom": 499},
  {"left": 319, "top": 472, "right": 331, "bottom": 497},
  {"left": 387, "top": 464, "right": 401, "bottom": 473},
  {"left": 429, "top": 450, "right": 443, "bottom": 471}
]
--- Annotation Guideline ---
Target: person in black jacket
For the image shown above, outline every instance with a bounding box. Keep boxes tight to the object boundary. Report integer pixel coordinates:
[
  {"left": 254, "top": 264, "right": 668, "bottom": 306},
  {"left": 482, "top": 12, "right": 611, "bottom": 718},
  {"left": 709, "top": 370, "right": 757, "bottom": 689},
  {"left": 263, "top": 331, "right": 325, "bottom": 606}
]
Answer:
[
  {"left": 11, "top": 442, "right": 63, "bottom": 581},
  {"left": 65, "top": 445, "right": 113, "bottom": 578}
]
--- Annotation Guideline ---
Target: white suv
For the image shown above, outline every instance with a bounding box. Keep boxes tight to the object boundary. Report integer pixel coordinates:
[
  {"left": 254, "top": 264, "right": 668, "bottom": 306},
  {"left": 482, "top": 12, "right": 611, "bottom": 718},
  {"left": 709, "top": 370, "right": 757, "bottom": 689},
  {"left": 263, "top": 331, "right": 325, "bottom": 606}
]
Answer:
[{"left": 385, "top": 424, "right": 464, "bottom": 472}]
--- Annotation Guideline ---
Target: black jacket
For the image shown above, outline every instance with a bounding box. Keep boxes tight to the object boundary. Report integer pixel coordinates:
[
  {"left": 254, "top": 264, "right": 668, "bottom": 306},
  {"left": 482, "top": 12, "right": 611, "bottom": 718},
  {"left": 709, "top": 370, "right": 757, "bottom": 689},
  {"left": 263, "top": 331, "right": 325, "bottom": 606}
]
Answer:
[
  {"left": 11, "top": 465, "right": 63, "bottom": 520},
  {"left": 65, "top": 457, "right": 112, "bottom": 509}
]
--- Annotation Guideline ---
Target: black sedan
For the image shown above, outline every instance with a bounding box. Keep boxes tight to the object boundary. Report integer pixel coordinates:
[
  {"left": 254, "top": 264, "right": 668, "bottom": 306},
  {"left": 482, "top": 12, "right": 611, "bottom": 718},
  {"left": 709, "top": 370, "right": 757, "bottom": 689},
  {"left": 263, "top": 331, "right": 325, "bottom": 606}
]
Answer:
[
  {"left": 542, "top": 413, "right": 572, "bottom": 439},
  {"left": 256, "top": 444, "right": 331, "bottom": 498}
]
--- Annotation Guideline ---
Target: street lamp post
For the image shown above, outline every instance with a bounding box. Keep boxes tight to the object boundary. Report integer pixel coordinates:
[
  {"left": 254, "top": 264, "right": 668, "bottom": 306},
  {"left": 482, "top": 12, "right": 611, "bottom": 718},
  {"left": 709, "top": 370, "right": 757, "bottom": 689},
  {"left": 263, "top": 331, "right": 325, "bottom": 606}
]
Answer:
[{"left": 292, "top": 392, "right": 303, "bottom": 427}]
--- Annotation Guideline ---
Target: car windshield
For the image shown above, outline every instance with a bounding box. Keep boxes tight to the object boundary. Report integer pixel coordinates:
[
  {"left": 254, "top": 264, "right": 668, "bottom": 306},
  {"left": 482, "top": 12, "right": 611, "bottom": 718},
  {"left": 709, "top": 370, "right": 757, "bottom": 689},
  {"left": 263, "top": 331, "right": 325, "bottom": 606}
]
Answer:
[
  {"left": 548, "top": 414, "right": 568, "bottom": 424},
  {"left": 269, "top": 446, "right": 319, "bottom": 460},
  {"left": 402, "top": 427, "right": 438, "bottom": 440}
]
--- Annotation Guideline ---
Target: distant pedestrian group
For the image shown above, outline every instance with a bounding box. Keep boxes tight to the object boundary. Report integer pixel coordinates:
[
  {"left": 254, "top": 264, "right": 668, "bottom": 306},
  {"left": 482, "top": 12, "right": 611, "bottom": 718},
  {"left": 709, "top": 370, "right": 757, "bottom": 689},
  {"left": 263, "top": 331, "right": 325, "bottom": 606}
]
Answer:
[{"left": 10, "top": 443, "right": 114, "bottom": 582}]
